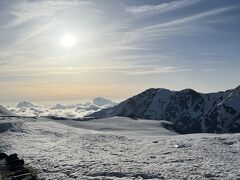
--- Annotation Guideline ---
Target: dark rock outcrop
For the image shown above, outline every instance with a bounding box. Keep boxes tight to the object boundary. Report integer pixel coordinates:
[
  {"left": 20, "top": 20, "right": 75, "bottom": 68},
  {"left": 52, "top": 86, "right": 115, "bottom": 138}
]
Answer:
[
  {"left": 0, "top": 153, "right": 8, "bottom": 160},
  {"left": 0, "top": 153, "right": 37, "bottom": 180}
]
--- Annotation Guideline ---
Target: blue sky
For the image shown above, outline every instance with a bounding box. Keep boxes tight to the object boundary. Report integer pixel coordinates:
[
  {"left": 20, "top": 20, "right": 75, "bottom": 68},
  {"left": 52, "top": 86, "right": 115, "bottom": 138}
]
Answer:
[{"left": 0, "top": 0, "right": 240, "bottom": 103}]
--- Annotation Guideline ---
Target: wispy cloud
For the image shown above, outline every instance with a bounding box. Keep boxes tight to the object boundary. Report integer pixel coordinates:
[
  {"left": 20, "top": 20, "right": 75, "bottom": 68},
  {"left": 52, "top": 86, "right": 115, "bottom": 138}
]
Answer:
[
  {"left": 203, "top": 69, "right": 216, "bottom": 72},
  {"left": 140, "top": 6, "right": 238, "bottom": 31},
  {"left": 3, "top": 0, "right": 100, "bottom": 45},
  {"left": 118, "top": 66, "right": 190, "bottom": 75},
  {"left": 16, "top": 19, "right": 59, "bottom": 44},
  {"left": 125, "top": 0, "right": 201, "bottom": 15},
  {"left": 121, "top": 6, "right": 239, "bottom": 45},
  {"left": 4, "top": 0, "right": 94, "bottom": 28},
  {"left": 0, "top": 62, "right": 190, "bottom": 79},
  {"left": 94, "top": 46, "right": 154, "bottom": 52}
]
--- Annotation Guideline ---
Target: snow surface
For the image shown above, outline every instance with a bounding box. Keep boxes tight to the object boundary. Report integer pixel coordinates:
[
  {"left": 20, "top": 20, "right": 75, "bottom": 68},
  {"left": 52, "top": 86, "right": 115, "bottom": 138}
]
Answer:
[{"left": 0, "top": 116, "right": 240, "bottom": 179}]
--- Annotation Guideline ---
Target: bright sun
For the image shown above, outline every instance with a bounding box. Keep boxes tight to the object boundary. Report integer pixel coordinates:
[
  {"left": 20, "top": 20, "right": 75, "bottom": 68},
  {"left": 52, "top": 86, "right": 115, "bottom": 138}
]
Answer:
[{"left": 60, "top": 34, "right": 77, "bottom": 48}]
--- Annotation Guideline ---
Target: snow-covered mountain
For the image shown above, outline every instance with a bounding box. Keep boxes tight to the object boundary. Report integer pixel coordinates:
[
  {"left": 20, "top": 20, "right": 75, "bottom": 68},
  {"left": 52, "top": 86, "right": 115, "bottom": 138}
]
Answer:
[
  {"left": 88, "top": 86, "right": 240, "bottom": 133},
  {"left": 16, "top": 101, "right": 40, "bottom": 108},
  {"left": 92, "top": 97, "right": 117, "bottom": 107}
]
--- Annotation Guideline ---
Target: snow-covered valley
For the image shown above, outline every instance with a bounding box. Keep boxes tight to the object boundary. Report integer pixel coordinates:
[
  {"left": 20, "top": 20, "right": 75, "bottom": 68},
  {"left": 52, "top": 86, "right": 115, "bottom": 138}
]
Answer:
[{"left": 0, "top": 116, "right": 239, "bottom": 179}]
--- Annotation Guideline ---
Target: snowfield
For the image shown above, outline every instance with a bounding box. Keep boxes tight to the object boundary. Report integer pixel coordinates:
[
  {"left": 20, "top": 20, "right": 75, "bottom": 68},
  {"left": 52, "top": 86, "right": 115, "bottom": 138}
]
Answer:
[{"left": 0, "top": 117, "right": 240, "bottom": 180}]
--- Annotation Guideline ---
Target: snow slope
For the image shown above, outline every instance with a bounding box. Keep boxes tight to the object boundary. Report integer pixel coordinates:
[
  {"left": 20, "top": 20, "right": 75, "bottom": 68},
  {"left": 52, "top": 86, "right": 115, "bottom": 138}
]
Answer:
[
  {"left": 89, "top": 86, "right": 240, "bottom": 133},
  {"left": 0, "top": 117, "right": 239, "bottom": 179},
  {"left": 54, "top": 117, "right": 177, "bottom": 137}
]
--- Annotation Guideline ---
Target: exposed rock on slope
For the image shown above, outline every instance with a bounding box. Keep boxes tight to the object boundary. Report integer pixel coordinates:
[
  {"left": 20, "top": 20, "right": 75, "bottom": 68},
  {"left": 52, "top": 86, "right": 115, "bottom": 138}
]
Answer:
[
  {"left": 88, "top": 86, "right": 240, "bottom": 133},
  {"left": 0, "top": 153, "right": 37, "bottom": 180}
]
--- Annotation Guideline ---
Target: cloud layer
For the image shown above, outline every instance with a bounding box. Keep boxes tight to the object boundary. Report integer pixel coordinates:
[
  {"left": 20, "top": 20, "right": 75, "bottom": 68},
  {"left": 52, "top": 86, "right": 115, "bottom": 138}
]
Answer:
[
  {"left": 125, "top": 0, "right": 201, "bottom": 15},
  {"left": 5, "top": 97, "right": 117, "bottom": 118}
]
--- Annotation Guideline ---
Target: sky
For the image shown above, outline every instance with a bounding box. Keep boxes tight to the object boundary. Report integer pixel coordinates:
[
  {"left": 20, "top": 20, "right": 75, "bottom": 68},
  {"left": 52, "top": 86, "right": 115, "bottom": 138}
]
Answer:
[{"left": 0, "top": 0, "right": 240, "bottom": 103}]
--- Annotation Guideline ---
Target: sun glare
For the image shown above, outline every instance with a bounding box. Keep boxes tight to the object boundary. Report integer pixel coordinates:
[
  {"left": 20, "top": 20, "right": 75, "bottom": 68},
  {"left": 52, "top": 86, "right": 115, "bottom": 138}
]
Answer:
[{"left": 60, "top": 34, "right": 77, "bottom": 48}]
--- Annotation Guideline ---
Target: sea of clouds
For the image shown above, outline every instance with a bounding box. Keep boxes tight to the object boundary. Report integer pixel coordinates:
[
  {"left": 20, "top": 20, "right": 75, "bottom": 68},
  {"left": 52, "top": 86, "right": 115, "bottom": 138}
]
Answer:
[{"left": 5, "top": 97, "right": 118, "bottom": 118}]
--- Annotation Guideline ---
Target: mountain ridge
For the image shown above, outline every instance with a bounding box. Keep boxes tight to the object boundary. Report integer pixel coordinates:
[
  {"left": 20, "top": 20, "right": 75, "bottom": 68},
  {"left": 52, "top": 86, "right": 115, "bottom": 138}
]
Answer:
[{"left": 88, "top": 85, "right": 240, "bottom": 133}]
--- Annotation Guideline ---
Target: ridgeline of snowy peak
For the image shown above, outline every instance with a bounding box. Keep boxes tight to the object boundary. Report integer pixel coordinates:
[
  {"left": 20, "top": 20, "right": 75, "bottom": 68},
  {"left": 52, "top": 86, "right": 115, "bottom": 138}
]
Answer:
[{"left": 89, "top": 86, "right": 240, "bottom": 134}]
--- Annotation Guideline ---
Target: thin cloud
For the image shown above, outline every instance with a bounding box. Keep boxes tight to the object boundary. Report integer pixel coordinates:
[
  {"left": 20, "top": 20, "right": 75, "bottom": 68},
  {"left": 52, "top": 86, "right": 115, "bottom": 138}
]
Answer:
[
  {"left": 119, "top": 66, "right": 190, "bottom": 75},
  {"left": 96, "top": 46, "right": 154, "bottom": 51},
  {"left": 16, "top": 19, "right": 59, "bottom": 44},
  {"left": 0, "top": 63, "right": 190, "bottom": 78},
  {"left": 125, "top": 0, "right": 201, "bottom": 15},
  {"left": 4, "top": 0, "right": 94, "bottom": 28},
  {"left": 203, "top": 69, "right": 216, "bottom": 72},
  {"left": 121, "top": 6, "right": 239, "bottom": 45},
  {"left": 140, "top": 6, "right": 238, "bottom": 32},
  {"left": 4, "top": 0, "right": 101, "bottom": 46}
]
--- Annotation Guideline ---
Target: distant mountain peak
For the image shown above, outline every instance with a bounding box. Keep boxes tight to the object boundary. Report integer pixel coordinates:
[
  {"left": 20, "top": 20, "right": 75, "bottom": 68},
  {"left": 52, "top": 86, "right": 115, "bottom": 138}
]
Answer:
[
  {"left": 16, "top": 101, "right": 39, "bottom": 108},
  {"left": 92, "top": 97, "right": 117, "bottom": 107}
]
